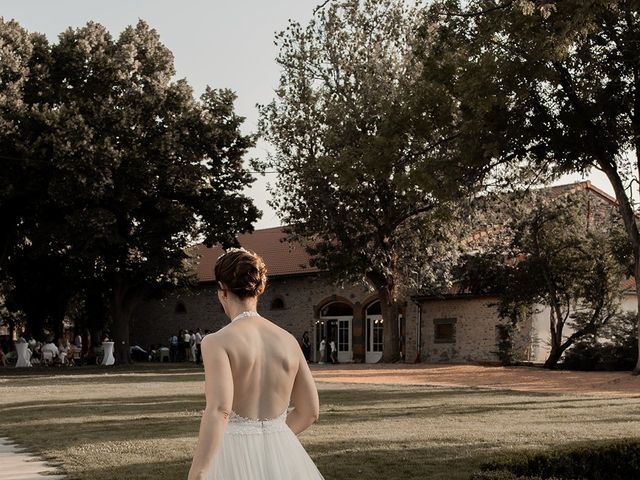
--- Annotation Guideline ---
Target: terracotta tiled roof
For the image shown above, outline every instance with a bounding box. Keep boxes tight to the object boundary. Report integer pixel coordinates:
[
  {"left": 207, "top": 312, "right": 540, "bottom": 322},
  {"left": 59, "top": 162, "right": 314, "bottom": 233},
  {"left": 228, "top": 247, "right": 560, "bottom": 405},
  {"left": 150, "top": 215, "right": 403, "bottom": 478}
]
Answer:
[
  {"left": 463, "top": 180, "right": 621, "bottom": 246},
  {"left": 193, "top": 226, "right": 321, "bottom": 282},
  {"left": 192, "top": 181, "right": 633, "bottom": 285},
  {"left": 622, "top": 276, "right": 637, "bottom": 292}
]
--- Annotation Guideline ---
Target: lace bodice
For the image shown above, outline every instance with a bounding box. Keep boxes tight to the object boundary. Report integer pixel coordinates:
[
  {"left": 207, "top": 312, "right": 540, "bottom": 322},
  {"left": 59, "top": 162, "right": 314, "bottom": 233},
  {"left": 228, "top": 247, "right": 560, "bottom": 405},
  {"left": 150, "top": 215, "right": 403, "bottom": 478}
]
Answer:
[{"left": 225, "top": 407, "right": 290, "bottom": 435}]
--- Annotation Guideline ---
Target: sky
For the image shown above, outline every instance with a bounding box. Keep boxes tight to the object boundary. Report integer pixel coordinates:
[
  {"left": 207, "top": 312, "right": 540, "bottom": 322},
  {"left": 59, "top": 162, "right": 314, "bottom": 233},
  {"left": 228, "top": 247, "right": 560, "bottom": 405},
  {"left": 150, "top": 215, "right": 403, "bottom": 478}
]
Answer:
[{"left": 0, "top": 1, "right": 624, "bottom": 229}]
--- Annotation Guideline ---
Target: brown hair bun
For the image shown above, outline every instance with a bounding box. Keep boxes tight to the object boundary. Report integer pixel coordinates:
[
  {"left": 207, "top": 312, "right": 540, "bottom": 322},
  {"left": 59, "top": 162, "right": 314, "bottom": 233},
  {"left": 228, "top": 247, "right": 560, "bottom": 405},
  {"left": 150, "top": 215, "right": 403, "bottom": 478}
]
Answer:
[{"left": 214, "top": 248, "right": 267, "bottom": 299}]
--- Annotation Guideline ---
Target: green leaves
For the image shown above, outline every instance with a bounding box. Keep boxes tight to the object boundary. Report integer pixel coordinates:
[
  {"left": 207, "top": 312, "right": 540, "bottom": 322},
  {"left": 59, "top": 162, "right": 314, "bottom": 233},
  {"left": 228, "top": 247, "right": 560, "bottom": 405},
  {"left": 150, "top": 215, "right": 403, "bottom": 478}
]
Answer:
[{"left": 0, "top": 18, "right": 258, "bottom": 338}]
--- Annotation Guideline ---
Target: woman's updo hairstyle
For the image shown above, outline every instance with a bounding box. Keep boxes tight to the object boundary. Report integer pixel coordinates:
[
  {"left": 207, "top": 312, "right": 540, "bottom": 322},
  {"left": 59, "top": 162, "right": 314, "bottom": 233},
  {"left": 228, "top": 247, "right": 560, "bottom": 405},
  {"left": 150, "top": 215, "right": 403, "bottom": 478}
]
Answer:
[{"left": 214, "top": 247, "right": 268, "bottom": 299}]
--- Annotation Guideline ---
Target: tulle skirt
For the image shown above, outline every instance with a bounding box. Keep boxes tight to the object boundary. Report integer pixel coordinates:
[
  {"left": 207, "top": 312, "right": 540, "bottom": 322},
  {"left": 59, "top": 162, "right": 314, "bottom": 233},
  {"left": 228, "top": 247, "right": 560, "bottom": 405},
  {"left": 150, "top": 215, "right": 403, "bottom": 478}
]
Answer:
[{"left": 207, "top": 409, "right": 325, "bottom": 480}]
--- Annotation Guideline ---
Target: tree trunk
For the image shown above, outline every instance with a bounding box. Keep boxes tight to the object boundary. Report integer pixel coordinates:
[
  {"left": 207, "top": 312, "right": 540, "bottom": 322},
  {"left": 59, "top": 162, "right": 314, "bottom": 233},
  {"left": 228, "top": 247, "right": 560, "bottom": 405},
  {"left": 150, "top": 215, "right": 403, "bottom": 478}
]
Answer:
[
  {"left": 111, "top": 279, "right": 131, "bottom": 365},
  {"left": 378, "top": 286, "right": 401, "bottom": 363},
  {"left": 634, "top": 258, "right": 640, "bottom": 375},
  {"left": 544, "top": 336, "right": 578, "bottom": 369},
  {"left": 544, "top": 346, "right": 564, "bottom": 369},
  {"left": 596, "top": 160, "right": 640, "bottom": 374},
  {"left": 545, "top": 309, "right": 561, "bottom": 368},
  {"left": 112, "top": 307, "right": 131, "bottom": 365}
]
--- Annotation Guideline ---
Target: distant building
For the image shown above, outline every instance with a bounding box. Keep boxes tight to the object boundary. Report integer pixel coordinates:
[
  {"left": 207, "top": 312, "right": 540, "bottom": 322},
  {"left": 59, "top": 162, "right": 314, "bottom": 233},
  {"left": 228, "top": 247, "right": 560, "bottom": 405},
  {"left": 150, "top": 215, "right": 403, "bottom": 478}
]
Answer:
[{"left": 132, "top": 181, "right": 637, "bottom": 364}]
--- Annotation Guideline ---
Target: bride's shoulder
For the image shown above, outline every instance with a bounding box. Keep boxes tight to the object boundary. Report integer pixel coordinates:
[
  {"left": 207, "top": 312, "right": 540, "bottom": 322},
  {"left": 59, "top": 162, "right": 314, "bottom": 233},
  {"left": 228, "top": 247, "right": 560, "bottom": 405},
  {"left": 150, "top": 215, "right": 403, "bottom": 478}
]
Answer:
[{"left": 201, "top": 328, "right": 228, "bottom": 349}]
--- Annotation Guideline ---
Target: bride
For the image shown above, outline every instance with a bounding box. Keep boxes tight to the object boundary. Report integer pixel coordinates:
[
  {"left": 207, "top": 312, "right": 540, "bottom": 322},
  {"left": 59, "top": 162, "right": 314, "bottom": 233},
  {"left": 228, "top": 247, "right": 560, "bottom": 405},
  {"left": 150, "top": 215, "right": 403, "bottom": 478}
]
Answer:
[{"left": 188, "top": 247, "right": 325, "bottom": 480}]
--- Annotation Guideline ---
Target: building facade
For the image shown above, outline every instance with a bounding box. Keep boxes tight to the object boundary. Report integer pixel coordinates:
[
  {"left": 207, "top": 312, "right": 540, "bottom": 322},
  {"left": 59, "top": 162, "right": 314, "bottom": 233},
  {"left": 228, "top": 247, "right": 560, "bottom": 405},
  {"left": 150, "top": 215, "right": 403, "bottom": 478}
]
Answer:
[{"left": 133, "top": 181, "right": 637, "bottom": 365}]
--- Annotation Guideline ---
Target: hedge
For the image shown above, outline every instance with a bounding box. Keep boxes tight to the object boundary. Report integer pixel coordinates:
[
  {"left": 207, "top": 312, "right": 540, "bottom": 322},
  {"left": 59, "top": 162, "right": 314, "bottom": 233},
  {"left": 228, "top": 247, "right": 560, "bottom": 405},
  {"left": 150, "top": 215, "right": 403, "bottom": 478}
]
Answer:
[{"left": 471, "top": 438, "right": 640, "bottom": 480}]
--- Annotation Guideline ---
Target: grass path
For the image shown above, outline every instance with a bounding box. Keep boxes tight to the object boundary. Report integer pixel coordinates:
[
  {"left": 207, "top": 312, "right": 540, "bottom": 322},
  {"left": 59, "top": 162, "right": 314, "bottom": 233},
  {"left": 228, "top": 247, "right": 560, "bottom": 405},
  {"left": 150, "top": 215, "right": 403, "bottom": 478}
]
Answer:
[{"left": 1, "top": 364, "right": 639, "bottom": 479}]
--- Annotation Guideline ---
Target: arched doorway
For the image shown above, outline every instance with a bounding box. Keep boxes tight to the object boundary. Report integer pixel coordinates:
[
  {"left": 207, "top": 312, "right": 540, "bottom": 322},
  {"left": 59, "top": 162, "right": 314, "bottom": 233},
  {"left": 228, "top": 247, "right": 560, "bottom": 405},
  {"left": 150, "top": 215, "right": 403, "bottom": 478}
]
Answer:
[
  {"left": 319, "top": 302, "right": 353, "bottom": 363},
  {"left": 365, "top": 301, "right": 383, "bottom": 363}
]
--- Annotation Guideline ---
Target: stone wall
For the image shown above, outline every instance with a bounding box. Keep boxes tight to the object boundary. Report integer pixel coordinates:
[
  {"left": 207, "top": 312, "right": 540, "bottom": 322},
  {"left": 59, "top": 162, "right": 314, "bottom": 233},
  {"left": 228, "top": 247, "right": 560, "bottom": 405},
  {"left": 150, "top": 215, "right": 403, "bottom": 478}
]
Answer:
[
  {"left": 132, "top": 272, "right": 375, "bottom": 360},
  {"left": 405, "top": 296, "right": 537, "bottom": 364}
]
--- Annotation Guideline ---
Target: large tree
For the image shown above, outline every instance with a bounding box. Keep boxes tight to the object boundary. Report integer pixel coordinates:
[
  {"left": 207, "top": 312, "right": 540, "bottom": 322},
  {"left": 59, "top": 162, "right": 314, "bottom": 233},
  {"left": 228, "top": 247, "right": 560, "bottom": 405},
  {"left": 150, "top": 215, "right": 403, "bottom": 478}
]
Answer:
[
  {"left": 421, "top": 0, "right": 640, "bottom": 373},
  {"left": 458, "top": 188, "right": 631, "bottom": 368},
  {"left": 0, "top": 19, "right": 259, "bottom": 362},
  {"left": 259, "top": 0, "right": 478, "bottom": 362}
]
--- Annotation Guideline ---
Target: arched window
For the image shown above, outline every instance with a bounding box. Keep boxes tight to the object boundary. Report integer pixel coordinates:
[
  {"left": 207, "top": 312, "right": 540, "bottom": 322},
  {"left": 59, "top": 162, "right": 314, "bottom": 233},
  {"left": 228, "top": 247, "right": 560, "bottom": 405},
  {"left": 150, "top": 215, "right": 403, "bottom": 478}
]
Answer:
[
  {"left": 270, "top": 297, "right": 285, "bottom": 310},
  {"left": 366, "top": 301, "right": 382, "bottom": 315},
  {"left": 320, "top": 302, "right": 352, "bottom": 317},
  {"left": 175, "top": 301, "right": 187, "bottom": 314}
]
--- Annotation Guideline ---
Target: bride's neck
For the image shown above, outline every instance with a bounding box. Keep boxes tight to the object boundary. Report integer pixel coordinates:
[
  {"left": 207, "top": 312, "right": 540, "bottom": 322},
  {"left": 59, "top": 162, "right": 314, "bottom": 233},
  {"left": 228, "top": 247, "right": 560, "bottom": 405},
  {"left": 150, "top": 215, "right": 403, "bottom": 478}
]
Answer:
[{"left": 226, "top": 298, "right": 259, "bottom": 321}]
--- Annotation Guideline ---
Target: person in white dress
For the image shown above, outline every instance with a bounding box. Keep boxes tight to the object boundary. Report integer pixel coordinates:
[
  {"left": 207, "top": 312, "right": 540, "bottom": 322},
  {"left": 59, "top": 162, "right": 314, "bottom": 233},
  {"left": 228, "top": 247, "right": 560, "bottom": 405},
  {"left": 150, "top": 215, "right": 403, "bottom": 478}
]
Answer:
[{"left": 188, "top": 247, "right": 324, "bottom": 480}]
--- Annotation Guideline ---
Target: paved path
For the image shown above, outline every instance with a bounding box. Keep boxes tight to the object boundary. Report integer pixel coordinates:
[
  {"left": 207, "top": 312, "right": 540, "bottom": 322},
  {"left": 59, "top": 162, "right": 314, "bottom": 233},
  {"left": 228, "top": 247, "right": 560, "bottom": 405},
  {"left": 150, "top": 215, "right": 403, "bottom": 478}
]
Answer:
[{"left": 0, "top": 438, "right": 64, "bottom": 480}]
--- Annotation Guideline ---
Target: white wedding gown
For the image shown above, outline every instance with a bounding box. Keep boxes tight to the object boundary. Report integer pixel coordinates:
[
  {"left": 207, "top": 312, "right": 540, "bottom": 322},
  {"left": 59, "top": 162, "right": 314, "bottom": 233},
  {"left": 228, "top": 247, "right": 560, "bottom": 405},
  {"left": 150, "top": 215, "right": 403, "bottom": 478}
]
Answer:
[{"left": 207, "top": 406, "right": 325, "bottom": 479}]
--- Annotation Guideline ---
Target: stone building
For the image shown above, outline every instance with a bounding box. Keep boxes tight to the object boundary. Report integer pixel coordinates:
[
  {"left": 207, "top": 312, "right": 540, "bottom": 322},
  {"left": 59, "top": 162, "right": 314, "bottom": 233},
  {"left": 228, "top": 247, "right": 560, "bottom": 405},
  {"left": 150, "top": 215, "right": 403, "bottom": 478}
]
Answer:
[
  {"left": 132, "top": 180, "right": 637, "bottom": 364},
  {"left": 132, "top": 226, "right": 389, "bottom": 363}
]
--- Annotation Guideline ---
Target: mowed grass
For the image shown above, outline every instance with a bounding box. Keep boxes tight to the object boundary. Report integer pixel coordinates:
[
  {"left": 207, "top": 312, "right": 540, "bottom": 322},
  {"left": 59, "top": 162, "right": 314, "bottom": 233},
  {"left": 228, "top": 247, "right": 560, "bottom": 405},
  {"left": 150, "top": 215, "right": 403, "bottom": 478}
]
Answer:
[{"left": 1, "top": 364, "right": 639, "bottom": 480}]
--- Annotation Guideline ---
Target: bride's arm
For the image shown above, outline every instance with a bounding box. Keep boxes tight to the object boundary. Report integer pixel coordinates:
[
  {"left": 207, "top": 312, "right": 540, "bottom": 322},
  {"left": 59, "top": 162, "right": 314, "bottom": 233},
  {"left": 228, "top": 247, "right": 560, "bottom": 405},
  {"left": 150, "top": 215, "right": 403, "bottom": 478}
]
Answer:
[
  {"left": 287, "top": 344, "right": 320, "bottom": 435},
  {"left": 188, "top": 334, "right": 233, "bottom": 480}
]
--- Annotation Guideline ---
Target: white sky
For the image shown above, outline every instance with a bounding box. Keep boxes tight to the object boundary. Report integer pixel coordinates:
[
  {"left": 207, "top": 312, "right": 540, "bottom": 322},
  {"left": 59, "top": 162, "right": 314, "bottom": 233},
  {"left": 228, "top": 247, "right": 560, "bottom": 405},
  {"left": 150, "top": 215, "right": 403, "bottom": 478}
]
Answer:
[{"left": 0, "top": 0, "right": 625, "bottom": 229}]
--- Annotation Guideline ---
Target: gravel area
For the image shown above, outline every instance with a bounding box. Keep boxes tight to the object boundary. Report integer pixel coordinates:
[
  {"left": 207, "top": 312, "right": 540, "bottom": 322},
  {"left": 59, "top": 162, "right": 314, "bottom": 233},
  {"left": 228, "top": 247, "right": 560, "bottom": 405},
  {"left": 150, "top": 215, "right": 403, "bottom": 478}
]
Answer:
[{"left": 311, "top": 363, "right": 640, "bottom": 396}]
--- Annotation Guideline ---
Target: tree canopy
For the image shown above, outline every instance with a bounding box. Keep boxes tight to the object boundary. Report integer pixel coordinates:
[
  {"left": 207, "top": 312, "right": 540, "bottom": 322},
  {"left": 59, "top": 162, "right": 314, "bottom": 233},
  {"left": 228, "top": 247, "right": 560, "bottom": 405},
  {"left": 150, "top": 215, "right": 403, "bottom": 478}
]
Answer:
[
  {"left": 0, "top": 18, "right": 259, "bottom": 361},
  {"left": 259, "top": 0, "right": 478, "bottom": 361},
  {"left": 420, "top": 0, "right": 640, "bottom": 372}
]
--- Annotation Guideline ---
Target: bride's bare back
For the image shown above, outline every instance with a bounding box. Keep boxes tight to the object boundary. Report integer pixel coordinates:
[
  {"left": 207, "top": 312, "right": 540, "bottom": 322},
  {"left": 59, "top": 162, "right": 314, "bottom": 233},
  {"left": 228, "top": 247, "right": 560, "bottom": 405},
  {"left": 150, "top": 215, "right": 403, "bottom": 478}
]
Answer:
[
  {"left": 215, "top": 314, "right": 312, "bottom": 420},
  {"left": 198, "top": 313, "right": 319, "bottom": 442}
]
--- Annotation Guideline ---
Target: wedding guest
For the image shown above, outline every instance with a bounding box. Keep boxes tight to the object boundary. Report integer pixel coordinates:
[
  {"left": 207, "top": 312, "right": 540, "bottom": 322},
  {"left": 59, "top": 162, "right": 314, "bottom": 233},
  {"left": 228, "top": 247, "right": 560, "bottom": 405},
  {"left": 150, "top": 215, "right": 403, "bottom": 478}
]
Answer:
[
  {"left": 67, "top": 343, "right": 78, "bottom": 366},
  {"left": 189, "top": 330, "right": 197, "bottom": 362},
  {"left": 184, "top": 330, "right": 192, "bottom": 361},
  {"left": 329, "top": 338, "right": 338, "bottom": 364},
  {"left": 319, "top": 337, "right": 326, "bottom": 364},
  {"left": 41, "top": 338, "right": 60, "bottom": 364},
  {"left": 194, "top": 328, "right": 203, "bottom": 363},
  {"left": 169, "top": 333, "right": 179, "bottom": 362},
  {"left": 301, "top": 331, "right": 311, "bottom": 362},
  {"left": 32, "top": 342, "right": 43, "bottom": 363},
  {"left": 81, "top": 329, "right": 95, "bottom": 365}
]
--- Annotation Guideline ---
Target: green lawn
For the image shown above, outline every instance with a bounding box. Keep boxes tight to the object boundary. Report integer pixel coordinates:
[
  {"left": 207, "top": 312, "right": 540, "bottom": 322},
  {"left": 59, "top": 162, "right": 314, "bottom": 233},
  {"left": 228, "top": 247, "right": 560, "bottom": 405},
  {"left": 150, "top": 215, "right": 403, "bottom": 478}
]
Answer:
[{"left": 1, "top": 364, "right": 639, "bottom": 480}]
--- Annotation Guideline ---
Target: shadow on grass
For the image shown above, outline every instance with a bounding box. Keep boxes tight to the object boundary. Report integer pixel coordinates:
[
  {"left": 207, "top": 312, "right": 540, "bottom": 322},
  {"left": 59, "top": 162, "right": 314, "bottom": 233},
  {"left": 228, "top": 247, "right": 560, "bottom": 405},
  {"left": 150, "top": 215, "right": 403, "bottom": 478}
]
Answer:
[
  {"left": 310, "top": 439, "right": 503, "bottom": 480},
  {"left": 66, "top": 458, "right": 190, "bottom": 480},
  {"left": 0, "top": 362, "right": 203, "bottom": 378}
]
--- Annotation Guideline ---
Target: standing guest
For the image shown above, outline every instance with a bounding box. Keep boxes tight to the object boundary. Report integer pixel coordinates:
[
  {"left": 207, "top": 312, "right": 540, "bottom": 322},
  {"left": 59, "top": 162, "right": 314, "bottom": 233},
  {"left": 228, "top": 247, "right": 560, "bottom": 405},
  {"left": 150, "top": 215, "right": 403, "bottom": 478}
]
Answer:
[
  {"left": 329, "top": 338, "right": 338, "bottom": 364},
  {"left": 180, "top": 328, "right": 193, "bottom": 362},
  {"left": 66, "top": 343, "right": 78, "bottom": 366},
  {"left": 194, "top": 328, "right": 203, "bottom": 363},
  {"left": 58, "top": 338, "right": 70, "bottom": 366},
  {"left": 41, "top": 337, "right": 60, "bottom": 364},
  {"left": 169, "top": 333, "right": 179, "bottom": 362},
  {"left": 189, "top": 330, "right": 197, "bottom": 362},
  {"left": 32, "top": 342, "right": 43, "bottom": 363},
  {"left": 81, "top": 329, "right": 91, "bottom": 365},
  {"left": 318, "top": 337, "right": 326, "bottom": 364},
  {"left": 0, "top": 345, "right": 6, "bottom": 367},
  {"left": 74, "top": 330, "right": 82, "bottom": 350},
  {"left": 301, "top": 331, "right": 311, "bottom": 362}
]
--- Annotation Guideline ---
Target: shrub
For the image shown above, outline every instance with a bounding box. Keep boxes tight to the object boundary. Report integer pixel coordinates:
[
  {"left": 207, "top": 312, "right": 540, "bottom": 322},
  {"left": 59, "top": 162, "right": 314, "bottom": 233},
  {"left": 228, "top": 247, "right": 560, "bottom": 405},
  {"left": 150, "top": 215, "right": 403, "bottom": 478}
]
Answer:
[
  {"left": 562, "top": 311, "right": 637, "bottom": 371},
  {"left": 473, "top": 438, "right": 640, "bottom": 480}
]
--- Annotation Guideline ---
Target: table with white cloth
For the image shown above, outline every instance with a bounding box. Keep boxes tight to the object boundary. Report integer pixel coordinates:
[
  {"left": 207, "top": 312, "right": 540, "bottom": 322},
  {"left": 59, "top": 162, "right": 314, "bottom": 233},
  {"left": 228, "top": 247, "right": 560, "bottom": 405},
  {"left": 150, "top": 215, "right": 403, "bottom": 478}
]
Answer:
[
  {"left": 101, "top": 341, "right": 115, "bottom": 366},
  {"left": 15, "top": 343, "right": 32, "bottom": 368}
]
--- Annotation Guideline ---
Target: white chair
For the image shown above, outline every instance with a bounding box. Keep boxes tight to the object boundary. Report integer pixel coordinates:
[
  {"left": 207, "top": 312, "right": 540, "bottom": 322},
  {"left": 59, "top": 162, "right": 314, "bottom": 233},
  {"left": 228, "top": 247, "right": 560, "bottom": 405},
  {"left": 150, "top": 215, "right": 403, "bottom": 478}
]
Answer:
[
  {"left": 159, "top": 347, "right": 170, "bottom": 362},
  {"left": 101, "top": 341, "right": 115, "bottom": 366},
  {"left": 15, "top": 343, "right": 32, "bottom": 368},
  {"left": 42, "top": 350, "right": 54, "bottom": 366}
]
